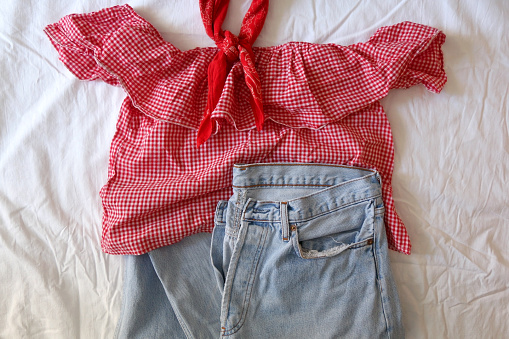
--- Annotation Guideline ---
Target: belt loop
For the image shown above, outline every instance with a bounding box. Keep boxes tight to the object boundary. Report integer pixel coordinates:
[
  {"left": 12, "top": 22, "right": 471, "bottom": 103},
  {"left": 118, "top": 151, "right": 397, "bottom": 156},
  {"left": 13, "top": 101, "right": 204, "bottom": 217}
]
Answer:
[
  {"left": 280, "top": 202, "right": 290, "bottom": 242},
  {"left": 232, "top": 190, "right": 247, "bottom": 233}
]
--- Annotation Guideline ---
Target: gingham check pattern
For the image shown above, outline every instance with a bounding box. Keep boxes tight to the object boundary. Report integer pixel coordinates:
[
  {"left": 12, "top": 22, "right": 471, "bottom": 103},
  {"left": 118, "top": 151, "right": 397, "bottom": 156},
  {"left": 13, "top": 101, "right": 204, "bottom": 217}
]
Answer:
[{"left": 44, "top": 5, "right": 446, "bottom": 255}]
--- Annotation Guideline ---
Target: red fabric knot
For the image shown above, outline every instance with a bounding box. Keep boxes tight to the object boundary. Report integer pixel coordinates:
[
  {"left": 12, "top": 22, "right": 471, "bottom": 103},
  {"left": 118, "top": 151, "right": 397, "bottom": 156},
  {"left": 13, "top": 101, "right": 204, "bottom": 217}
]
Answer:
[
  {"left": 219, "top": 30, "right": 239, "bottom": 63},
  {"left": 197, "top": 0, "right": 269, "bottom": 147}
]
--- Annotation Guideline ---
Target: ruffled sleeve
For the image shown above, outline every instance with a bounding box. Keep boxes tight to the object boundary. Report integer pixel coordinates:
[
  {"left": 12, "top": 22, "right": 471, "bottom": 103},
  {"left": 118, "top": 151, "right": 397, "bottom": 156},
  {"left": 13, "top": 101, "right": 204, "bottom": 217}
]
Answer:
[
  {"left": 44, "top": 5, "right": 195, "bottom": 123},
  {"left": 349, "top": 21, "right": 447, "bottom": 93},
  {"left": 250, "top": 21, "right": 447, "bottom": 131},
  {"left": 45, "top": 11, "right": 446, "bottom": 132}
]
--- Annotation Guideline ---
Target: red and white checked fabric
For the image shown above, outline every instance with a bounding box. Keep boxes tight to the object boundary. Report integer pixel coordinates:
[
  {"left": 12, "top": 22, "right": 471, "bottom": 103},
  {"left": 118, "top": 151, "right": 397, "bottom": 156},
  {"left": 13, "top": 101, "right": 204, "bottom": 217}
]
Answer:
[{"left": 44, "top": 4, "right": 446, "bottom": 255}]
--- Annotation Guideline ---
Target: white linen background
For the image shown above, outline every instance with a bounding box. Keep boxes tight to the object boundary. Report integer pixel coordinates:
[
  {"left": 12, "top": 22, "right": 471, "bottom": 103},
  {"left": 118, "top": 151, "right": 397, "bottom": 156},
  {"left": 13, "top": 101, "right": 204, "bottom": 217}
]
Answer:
[{"left": 1, "top": 0, "right": 508, "bottom": 338}]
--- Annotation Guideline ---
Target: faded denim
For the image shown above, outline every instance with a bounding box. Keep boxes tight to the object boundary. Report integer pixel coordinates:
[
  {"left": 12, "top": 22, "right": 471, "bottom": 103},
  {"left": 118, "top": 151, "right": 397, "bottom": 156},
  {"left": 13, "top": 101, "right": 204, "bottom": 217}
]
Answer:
[
  {"left": 211, "top": 163, "right": 404, "bottom": 338},
  {"left": 114, "top": 232, "right": 221, "bottom": 339}
]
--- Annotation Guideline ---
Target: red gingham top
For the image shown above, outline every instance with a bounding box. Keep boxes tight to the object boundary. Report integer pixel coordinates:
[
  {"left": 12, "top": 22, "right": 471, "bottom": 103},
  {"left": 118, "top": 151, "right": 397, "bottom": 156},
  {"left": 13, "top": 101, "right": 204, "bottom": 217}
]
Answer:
[{"left": 44, "top": 4, "right": 446, "bottom": 255}]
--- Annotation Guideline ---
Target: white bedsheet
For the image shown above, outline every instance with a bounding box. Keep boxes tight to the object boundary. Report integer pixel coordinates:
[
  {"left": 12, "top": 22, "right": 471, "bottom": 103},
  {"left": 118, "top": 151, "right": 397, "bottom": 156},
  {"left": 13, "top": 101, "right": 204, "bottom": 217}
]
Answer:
[{"left": 1, "top": 0, "right": 508, "bottom": 338}]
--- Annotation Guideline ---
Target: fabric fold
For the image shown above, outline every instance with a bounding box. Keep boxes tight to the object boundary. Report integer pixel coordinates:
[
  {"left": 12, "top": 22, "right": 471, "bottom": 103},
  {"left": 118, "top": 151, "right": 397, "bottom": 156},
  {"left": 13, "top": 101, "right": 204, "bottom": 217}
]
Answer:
[
  {"left": 197, "top": 0, "right": 269, "bottom": 146},
  {"left": 45, "top": 6, "right": 446, "bottom": 135}
]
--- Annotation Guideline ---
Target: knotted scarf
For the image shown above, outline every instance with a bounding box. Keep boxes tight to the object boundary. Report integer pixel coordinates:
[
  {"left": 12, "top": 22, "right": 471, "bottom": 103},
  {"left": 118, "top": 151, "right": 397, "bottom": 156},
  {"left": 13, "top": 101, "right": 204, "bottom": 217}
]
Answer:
[{"left": 197, "top": 0, "right": 269, "bottom": 146}]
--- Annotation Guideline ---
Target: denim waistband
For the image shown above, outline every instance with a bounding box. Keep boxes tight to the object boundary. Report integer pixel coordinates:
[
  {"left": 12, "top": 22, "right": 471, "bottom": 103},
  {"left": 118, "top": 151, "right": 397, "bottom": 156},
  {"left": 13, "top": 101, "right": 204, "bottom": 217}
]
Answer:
[{"left": 216, "top": 163, "right": 382, "bottom": 225}]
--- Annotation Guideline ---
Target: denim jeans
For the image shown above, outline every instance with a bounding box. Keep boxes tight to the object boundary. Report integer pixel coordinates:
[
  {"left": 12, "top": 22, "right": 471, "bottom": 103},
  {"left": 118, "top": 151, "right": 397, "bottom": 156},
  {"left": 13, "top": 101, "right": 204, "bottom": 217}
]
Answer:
[
  {"left": 115, "top": 164, "right": 404, "bottom": 338},
  {"left": 211, "top": 163, "right": 404, "bottom": 338},
  {"left": 114, "top": 232, "right": 221, "bottom": 339}
]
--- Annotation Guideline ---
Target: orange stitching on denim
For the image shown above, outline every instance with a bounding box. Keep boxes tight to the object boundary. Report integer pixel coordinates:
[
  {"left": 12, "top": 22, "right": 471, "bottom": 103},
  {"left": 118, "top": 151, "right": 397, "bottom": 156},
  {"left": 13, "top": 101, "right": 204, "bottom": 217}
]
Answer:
[
  {"left": 232, "top": 183, "right": 332, "bottom": 188},
  {"left": 233, "top": 163, "right": 376, "bottom": 173}
]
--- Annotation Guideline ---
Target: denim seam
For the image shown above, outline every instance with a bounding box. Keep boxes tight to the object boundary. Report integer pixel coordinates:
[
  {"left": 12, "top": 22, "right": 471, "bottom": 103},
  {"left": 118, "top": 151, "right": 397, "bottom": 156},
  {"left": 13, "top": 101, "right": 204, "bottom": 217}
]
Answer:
[
  {"left": 220, "top": 206, "right": 258, "bottom": 335},
  {"left": 372, "top": 214, "right": 392, "bottom": 339},
  {"left": 233, "top": 183, "right": 335, "bottom": 188},
  {"left": 164, "top": 297, "right": 194, "bottom": 339},
  {"left": 232, "top": 172, "right": 377, "bottom": 190},
  {"left": 220, "top": 222, "right": 248, "bottom": 334},
  {"left": 233, "top": 163, "right": 376, "bottom": 173},
  {"left": 223, "top": 225, "right": 269, "bottom": 336}
]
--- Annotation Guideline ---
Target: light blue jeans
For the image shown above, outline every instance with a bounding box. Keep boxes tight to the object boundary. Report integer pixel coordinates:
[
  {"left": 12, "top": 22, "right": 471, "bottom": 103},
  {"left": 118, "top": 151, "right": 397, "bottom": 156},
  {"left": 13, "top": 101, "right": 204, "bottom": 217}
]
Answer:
[
  {"left": 114, "top": 232, "right": 221, "bottom": 338},
  {"left": 115, "top": 163, "right": 404, "bottom": 338}
]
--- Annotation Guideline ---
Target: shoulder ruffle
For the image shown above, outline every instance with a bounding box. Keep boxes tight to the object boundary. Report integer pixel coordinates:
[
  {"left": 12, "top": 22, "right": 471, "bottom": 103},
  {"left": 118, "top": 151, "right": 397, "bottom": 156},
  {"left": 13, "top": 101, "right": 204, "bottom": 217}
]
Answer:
[{"left": 46, "top": 6, "right": 446, "bottom": 132}]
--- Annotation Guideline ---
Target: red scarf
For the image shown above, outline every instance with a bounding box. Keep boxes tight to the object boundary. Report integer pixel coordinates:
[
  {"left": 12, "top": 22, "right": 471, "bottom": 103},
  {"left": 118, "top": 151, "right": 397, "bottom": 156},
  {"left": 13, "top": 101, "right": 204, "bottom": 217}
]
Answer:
[{"left": 197, "top": 0, "right": 269, "bottom": 146}]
